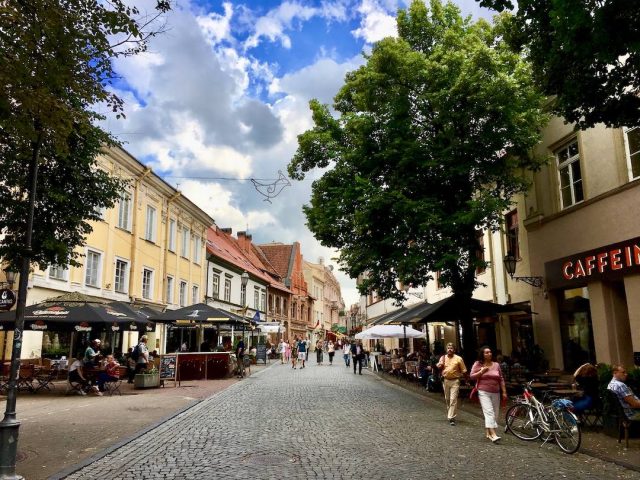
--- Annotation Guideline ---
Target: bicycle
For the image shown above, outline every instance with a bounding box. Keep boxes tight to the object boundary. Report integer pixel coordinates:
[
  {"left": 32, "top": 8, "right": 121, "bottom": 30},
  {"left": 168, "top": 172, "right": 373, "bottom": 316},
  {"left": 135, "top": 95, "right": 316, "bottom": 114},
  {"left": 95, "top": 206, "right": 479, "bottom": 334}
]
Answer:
[{"left": 505, "top": 380, "right": 581, "bottom": 454}]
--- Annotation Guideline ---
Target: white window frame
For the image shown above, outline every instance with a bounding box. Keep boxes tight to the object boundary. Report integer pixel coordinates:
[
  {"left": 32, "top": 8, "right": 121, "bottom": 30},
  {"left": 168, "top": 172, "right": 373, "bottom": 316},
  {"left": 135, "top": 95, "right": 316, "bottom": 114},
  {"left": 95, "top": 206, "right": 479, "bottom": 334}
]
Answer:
[
  {"left": 166, "top": 275, "right": 174, "bottom": 304},
  {"left": 556, "top": 139, "right": 584, "bottom": 209},
  {"left": 168, "top": 219, "right": 177, "bottom": 252},
  {"left": 224, "top": 278, "right": 231, "bottom": 302},
  {"left": 261, "top": 290, "right": 266, "bottom": 312},
  {"left": 48, "top": 265, "right": 68, "bottom": 281},
  {"left": 240, "top": 283, "right": 246, "bottom": 306},
  {"left": 145, "top": 205, "right": 157, "bottom": 242},
  {"left": 117, "top": 192, "right": 132, "bottom": 231},
  {"left": 212, "top": 274, "right": 220, "bottom": 299},
  {"left": 142, "top": 268, "right": 154, "bottom": 300},
  {"left": 192, "top": 284, "right": 199, "bottom": 304},
  {"left": 624, "top": 126, "right": 640, "bottom": 180},
  {"left": 85, "top": 249, "right": 102, "bottom": 288},
  {"left": 181, "top": 227, "right": 190, "bottom": 258},
  {"left": 114, "top": 258, "right": 129, "bottom": 294},
  {"left": 193, "top": 235, "right": 201, "bottom": 264},
  {"left": 254, "top": 289, "right": 260, "bottom": 310},
  {"left": 179, "top": 280, "right": 187, "bottom": 307}
]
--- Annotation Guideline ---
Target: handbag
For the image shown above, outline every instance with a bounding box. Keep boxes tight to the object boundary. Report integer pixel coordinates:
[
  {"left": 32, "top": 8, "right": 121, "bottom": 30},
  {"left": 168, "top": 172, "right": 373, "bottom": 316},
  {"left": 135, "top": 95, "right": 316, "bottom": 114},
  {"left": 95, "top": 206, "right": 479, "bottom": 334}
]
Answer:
[{"left": 469, "top": 384, "right": 479, "bottom": 402}]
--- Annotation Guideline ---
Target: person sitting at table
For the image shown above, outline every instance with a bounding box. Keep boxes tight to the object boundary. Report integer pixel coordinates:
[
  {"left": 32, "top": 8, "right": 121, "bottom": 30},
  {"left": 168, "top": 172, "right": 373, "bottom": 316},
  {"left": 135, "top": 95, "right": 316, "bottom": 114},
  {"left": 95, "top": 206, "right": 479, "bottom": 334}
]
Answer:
[
  {"left": 83, "top": 339, "right": 102, "bottom": 367},
  {"left": 69, "top": 353, "right": 101, "bottom": 396},
  {"left": 96, "top": 354, "right": 121, "bottom": 392},
  {"left": 572, "top": 362, "right": 599, "bottom": 412},
  {"left": 608, "top": 365, "right": 640, "bottom": 420}
]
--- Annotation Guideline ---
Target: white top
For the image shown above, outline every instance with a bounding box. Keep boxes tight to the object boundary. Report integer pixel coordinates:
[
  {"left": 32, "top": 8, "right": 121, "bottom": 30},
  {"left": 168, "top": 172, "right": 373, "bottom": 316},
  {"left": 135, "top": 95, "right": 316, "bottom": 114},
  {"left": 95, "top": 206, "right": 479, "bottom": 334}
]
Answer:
[
  {"left": 69, "top": 359, "right": 82, "bottom": 373},
  {"left": 328, "top": 343, "right": 335, "bottom": 353},
  {"left": 343, "top": 345, "right": 350, "bottom": 355}
]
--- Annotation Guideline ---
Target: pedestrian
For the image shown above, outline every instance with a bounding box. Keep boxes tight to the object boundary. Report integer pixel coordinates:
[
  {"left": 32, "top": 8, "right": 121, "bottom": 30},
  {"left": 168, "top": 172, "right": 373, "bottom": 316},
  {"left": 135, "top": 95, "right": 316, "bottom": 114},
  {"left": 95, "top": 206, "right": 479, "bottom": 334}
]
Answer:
[
  {"left": 470, "top": 346, "right": 507, "bottom": 443},
  {"left": 316, "top": 340, "right": 324, "bottom": 365},
  {"left": 126, "top": 347, "right": 136, "bottom": 383},
  {"left": 351, "top": 341, "right": 364, "bottom": 375},
  {"left": 236, "top": 338, "right": 246, "bottom": 378},
  {"left": 436, "top": 342, "right": 468, "bottom": 426},
  {"left": 279, "top": 339, "right": 287, "bottom": 364},
  {"left": 284, "top": 339, "right": 291, "bottom": 364},
  {"left": 297, "top": 337, "right": 307, "bottom": 368},
  {"left": 291, "top": 337, "right": 298, "bottom": 369},
  {"left": 135, "top": 335, "right": 150, "bottom": 375},
  {"left": 327, "top": 340, "right": 335, "bottom": 365},
  {"left": 343, "top": 341, "right": 351, "bottom": 367}
]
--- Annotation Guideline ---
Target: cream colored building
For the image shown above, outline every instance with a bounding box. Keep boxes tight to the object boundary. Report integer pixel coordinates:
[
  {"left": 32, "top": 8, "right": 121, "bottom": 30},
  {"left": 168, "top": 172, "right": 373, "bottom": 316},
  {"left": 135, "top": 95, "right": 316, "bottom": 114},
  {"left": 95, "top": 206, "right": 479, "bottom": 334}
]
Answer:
[
  {"left": 523, "top": 121, "right": 640, "bottom": 370},
  {"left": 304, "top": 260, "right": 325, "bottom": 334},
  {"left": 3, "top": 146, "right": 214, "bottom": 359}
]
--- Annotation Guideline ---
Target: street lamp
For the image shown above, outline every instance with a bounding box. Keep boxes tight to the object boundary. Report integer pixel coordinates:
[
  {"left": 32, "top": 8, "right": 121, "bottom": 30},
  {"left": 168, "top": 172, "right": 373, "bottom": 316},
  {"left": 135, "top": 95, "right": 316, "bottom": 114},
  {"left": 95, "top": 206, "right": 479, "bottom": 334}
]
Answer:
[
  {"left": 503, "top": 253, "right": 543, "bottom": 288},
  {"left": 3, "top": 269, "right": 16, "bottom": 289},
  {"left": 241, "top": 271, "right": 249, "bottom": 288},
  {"left": 240, "top": 271, "right": 249, "bottom": 348}
]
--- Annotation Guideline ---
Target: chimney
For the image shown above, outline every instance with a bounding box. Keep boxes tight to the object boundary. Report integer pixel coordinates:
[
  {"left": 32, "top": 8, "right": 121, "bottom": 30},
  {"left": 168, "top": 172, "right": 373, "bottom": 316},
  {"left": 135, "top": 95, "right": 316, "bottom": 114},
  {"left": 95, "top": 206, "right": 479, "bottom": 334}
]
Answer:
[
  {"left": 220, "top": 227, "right": 232, "bottom": 235},
  {"left": 237, "top": 231, "right": 252, "bottom": 252}
]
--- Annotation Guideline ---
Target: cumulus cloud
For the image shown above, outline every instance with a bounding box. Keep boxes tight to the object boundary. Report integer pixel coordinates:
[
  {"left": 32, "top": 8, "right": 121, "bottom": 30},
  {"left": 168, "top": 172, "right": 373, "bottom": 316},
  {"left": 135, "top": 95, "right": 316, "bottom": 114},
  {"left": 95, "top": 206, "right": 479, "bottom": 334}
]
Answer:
[{"left": 351, "top": 0, "right": 398, "bottom": 43}]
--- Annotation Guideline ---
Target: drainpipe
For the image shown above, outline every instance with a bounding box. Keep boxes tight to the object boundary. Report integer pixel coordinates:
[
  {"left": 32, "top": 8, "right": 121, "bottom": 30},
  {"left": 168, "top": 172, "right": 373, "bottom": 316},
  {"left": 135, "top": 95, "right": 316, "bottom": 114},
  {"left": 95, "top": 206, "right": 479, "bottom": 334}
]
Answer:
[
  {"left": 162, "top": 191, "right": 181, "bottom": 304},
  {"left": 487, "top": 231, "right": 498, "bottom": 304}
]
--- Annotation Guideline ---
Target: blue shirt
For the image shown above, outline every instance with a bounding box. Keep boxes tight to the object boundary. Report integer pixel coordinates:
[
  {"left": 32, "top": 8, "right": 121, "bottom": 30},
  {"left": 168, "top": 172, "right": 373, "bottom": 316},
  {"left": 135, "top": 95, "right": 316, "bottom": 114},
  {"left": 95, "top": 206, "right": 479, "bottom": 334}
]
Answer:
[
  {"left": 608, "top": 378, "right": 639, "bottom": 419},
  {"left": 297, "top": 341, "right": 306, "bottom": 353}
]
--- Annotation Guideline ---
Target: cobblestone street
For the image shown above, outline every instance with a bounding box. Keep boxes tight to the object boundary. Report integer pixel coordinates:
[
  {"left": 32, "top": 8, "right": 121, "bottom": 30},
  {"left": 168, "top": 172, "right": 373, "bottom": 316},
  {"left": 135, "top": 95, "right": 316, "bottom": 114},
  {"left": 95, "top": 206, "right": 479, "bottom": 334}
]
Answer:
[{"left": 60, "top": 361, "right": 640, "bottom": 480}]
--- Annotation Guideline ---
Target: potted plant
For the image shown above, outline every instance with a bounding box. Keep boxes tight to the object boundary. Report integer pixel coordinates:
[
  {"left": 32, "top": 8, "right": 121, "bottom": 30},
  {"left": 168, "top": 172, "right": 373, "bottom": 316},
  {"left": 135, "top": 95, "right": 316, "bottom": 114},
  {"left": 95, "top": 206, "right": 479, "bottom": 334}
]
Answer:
[{"left": 134, "top": 366, "right": 160, "bottom": 389}]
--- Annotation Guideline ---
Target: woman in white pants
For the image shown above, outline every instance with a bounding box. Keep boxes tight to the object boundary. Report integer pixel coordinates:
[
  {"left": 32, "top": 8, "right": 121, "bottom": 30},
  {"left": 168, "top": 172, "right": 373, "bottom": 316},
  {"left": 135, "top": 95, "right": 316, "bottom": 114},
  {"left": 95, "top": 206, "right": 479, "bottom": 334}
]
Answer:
[{"left": 470, "top": 346, "right": 507, "bottom": 443}]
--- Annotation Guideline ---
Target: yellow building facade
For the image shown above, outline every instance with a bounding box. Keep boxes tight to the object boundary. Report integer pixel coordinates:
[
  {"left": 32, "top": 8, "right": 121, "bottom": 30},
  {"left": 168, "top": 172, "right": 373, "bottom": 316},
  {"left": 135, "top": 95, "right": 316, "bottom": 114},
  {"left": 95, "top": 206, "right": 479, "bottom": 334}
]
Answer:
[{"left": 3, "top": 146, "right": 214, "bottom": 359}]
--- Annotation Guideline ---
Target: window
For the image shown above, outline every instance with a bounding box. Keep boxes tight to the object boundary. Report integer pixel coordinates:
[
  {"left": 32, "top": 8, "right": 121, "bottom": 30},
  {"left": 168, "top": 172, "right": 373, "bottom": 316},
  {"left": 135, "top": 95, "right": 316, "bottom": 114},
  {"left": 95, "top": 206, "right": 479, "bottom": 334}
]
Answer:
[
  {"left": 505, "top": 210, "right": 519, "bottom": 260},
  {"left": 94, "top": 205, "right": 107, "bottom": 221},
  {"left": 556, "top": 140, "right": 583, "bottom": 208},
  {"left": 224, "top": 278, "right": 231, "bottom": 302},
  {"left": 192, "top": 285, "right": 199, "bottom": 304},
  {"left": 240, "top": 283, "right": 247, "bottom": 306},
  {"left": 475, "top": 231, "right": 486, "bottom": 275},
  {"left": 49, "top": 265, "right": 67, "bottom": 281},
  {"left": 179, "top": 281, "right": 187, "bottom": 307},
  {"left": 193, "top": 236, "right": 201, "bottom": 264},
  {"left": 145, "top": 205, "right": 157, "bottom": 242},
  {"left": 117, "top": 192, "right": 132, "bottom": 231},
  {"left": 85, "top": 250, "right": 101, "bottom": 287},
  {"left": 114, "top": 259, "right": 129, "bottom": 293},
  {"left": 166, "top": 276, "right": 174, "bottom": 304},
  {"left": 261, "top": 291, "right": 266, "bottom": 312},
  {"left": 624, "top": 127, "right": 640, "bottom": 180},
  {"left": 254, "top": 289, "right": 260, "bottom": 310},
  {"left": 211, "top": 274, "right": 220, "bottom": 299},
  {"left": 168, "top": 219, "right": 177, "bottom": 252},
  {"left": 181, "top": 227, "right": 190, "bottom": 258},
  {"left": 142, "top": 268, "right": 153, "bottom": 300}
]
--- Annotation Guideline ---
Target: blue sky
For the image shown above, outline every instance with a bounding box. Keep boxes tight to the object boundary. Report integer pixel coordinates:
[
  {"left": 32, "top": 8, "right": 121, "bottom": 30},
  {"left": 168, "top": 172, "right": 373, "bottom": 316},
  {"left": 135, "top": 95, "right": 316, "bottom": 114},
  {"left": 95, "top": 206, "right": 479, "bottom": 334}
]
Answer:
[{"left": 105, "top": 0, "right": 494, "bottom": 306}]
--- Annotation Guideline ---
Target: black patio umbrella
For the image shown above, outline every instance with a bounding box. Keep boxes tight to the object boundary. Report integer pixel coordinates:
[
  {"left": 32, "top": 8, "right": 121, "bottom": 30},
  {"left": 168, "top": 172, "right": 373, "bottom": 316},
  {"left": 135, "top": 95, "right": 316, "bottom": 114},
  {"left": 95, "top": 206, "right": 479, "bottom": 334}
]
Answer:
[
  {"left": 148, "top": 303, "right": 250, "bottom": 326},
  {"left": 0, "top": 301, "right": 155, "bottom": 333}
]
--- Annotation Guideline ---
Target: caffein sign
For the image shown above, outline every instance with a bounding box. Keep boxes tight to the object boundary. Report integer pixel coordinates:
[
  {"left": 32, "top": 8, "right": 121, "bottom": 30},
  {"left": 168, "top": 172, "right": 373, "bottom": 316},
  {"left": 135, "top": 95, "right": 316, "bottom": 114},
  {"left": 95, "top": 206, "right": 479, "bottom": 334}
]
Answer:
[{"left": 545, "top": 237, "right": 640, "bottom": 289}]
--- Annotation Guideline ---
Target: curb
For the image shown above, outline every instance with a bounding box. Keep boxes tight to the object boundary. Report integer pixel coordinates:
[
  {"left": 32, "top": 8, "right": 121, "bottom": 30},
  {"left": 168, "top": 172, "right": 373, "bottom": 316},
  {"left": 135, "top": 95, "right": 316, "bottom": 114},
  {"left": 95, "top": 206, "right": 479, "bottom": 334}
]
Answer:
[
  {"left": 374, "top": 371, "right": 640, "bottom": 474},
  {"left": 48, "top": 362, "right": 278, "bottom": 480}
]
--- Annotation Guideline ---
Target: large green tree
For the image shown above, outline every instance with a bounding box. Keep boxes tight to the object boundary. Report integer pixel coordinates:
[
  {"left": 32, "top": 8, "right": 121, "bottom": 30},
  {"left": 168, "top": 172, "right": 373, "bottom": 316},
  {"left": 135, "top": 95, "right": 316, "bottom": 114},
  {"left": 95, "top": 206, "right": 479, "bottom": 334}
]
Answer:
[
  {"left": 288, "top": 0, "right": 547, "bottom": 360},
  {"left": 477, "top": 0, "right": 640, "bottom": 129},
  {"left": 0, "top": 0, "right": 170, "bottom": 270}
]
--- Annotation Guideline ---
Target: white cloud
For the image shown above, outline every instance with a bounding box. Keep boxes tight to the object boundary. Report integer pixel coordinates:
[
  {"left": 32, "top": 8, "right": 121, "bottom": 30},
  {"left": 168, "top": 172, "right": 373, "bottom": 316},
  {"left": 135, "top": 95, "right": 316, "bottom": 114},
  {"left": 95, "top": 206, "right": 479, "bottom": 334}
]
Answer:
[
  {"left": 196, "top": 2, "right": 234, "bottom": 45},
  {"left": 351, "top": 0, "right": 398, "bottom": 43},
  {"left": 244, "top": 2, "right": 317, "bottom": 50}
]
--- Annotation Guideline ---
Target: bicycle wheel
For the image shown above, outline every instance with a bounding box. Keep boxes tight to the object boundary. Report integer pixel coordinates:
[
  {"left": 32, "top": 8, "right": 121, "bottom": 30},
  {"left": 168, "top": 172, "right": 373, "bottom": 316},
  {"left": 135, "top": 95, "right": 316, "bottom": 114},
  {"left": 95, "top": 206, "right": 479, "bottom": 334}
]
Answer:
[
  {"left": 506, "top": 404, "right": 543, "bottom": 440},
  {"left": 554, "top": 410, "right": 581, "bottom": 454}
]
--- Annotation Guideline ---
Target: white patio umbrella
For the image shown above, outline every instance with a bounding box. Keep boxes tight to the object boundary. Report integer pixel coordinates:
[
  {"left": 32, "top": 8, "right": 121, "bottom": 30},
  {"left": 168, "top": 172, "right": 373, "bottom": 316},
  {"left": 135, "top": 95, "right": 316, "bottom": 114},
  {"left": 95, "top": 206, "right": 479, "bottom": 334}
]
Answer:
[
  {"left": 256, "top": 323, "right": 286, "bottom": 334},
  {"left": 355, "top": 324, "right": 425, "bottom": 340}
]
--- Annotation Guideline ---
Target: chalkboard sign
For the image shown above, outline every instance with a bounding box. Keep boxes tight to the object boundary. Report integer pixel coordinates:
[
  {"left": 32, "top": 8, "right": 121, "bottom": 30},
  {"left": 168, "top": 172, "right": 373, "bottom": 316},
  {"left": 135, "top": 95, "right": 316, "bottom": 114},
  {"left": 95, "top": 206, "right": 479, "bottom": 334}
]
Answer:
[
  {"left": 256, "top": 344, "right": 267, "bottom": 364},
  {"left": 160, "top": 354, "right": 178, "bottom": 386}
]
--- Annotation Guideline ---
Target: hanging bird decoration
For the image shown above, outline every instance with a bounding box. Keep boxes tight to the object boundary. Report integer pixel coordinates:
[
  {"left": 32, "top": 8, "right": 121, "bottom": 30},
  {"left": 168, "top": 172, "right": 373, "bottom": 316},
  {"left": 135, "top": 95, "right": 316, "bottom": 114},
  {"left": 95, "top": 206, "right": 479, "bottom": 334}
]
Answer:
[{"left": 251, "top": 170, "right": 291, "bottom": 203}]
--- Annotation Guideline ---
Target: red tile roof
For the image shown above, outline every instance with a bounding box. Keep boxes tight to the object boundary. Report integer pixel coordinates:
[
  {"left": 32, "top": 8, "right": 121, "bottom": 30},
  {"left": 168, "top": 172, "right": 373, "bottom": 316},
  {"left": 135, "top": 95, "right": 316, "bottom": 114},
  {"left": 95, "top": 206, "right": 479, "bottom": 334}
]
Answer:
[{"left": 257, "top": 243, "right": 293, "bottom": 279}]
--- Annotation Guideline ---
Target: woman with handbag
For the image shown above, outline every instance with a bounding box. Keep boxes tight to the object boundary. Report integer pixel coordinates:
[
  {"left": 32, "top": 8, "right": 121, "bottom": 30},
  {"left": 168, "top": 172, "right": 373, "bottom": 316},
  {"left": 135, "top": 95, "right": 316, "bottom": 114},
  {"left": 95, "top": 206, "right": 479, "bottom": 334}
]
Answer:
[{"left": 470, "top": 346, "right": 507, "bottom": 443}]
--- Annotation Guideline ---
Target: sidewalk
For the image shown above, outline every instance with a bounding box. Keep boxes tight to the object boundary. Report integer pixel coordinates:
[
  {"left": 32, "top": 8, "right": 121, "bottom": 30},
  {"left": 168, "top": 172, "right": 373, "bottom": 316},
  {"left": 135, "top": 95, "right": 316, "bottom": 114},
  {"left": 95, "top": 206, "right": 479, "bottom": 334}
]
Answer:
[
  {"left": 0, "top": 362, "right": 271, "bottom": 480},
  {"left": 376, "top": 371, "right": 640, "bottom": 473}
]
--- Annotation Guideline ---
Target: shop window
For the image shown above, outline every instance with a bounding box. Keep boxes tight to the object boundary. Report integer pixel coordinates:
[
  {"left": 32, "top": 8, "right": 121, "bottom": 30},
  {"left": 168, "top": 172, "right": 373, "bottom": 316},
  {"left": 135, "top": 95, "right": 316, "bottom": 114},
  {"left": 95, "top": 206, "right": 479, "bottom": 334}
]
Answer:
[{"left": 556, "top": 140, "right": 583, "bottom": 208}]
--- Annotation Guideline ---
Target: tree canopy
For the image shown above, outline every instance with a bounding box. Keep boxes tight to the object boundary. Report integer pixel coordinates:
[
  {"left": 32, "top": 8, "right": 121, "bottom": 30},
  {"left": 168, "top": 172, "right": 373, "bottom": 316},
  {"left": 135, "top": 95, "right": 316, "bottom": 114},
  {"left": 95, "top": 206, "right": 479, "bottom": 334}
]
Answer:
[
  {"left": 478, "top": 0, "right": 640, "bottom": 129},
  {"left": 288, "top": 0, "right": 547, "bottom": 357},
  {"left": 0, "top": 0, "right": 170, "bottom": 270}
]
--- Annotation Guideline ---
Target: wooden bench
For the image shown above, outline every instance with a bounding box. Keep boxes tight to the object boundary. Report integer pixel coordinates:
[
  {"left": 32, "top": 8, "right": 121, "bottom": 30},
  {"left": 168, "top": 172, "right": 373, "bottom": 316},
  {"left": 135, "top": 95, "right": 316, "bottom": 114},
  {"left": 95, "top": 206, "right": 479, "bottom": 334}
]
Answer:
[{"left": 606, "top": 390, "right": 640, "bottom": 447}]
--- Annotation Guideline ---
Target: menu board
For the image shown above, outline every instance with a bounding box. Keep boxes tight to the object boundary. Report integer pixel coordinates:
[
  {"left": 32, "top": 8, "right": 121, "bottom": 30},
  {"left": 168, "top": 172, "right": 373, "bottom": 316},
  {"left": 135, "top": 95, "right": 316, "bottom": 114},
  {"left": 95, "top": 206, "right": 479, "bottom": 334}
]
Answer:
[
  {"left": 159, "top": 354, "right": 178, "bottom": 385},
  {"left": 256, "top": 344, "right": 267, "bottom": 364}
]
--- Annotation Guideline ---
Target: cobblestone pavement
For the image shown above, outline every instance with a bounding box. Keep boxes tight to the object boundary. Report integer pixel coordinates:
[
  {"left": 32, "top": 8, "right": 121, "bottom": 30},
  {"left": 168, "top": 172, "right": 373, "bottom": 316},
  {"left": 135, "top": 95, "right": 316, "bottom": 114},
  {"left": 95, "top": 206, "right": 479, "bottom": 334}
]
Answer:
[{"left": 61, "top": 361, "right": 640, "bottom": 480}]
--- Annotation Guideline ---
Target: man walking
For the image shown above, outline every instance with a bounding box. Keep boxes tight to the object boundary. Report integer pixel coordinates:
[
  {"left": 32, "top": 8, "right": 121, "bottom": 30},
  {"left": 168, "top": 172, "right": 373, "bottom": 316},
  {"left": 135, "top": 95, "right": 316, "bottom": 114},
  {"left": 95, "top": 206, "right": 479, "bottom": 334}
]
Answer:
[
  {"left": 437, "top": 342, "right": 467, "bottom": 425},
  {"left": 297, "top": 337, "right": 307, "bottom": 369},
  {"left": 351, "top": 341, "right": 364, "bottom": 375}
]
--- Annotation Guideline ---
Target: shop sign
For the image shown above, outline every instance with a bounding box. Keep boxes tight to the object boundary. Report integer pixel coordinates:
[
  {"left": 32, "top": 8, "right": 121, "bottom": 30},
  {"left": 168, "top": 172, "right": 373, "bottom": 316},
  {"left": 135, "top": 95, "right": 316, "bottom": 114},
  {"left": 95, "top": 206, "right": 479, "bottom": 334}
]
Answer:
[
  {"left": 545, "top": 236, "right": 640, "bottom": 289},
  {"left": 0, "top": 288, "right": 15, "bottom": 311}
]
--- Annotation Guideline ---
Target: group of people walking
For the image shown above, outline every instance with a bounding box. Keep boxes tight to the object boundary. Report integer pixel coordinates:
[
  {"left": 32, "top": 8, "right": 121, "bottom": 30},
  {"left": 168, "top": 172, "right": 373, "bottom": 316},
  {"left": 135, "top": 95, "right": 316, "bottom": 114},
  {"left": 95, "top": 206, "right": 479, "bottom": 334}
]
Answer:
[{"left": 276, "top": 338, "right": 367, "bottom": 374}]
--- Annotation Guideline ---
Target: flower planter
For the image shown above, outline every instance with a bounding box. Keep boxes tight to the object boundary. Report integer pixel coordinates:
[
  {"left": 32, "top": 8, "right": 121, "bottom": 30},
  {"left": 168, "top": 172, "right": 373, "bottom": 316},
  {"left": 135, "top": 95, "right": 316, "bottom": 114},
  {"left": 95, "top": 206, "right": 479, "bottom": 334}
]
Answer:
[{"left": 134, "top": 372, "right": 160, "bottom": 389}]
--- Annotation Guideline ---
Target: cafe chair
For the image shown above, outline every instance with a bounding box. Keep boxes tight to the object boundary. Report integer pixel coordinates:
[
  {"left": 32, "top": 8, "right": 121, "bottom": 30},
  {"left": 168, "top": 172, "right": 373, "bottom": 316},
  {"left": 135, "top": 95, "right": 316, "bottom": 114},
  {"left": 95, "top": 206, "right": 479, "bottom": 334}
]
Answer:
[{"left": 103, "top": 378, "right": 122, "bottom": 396}]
